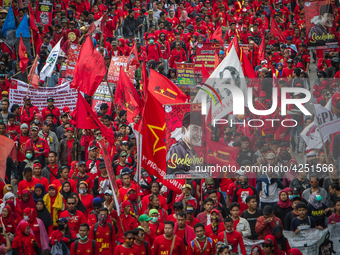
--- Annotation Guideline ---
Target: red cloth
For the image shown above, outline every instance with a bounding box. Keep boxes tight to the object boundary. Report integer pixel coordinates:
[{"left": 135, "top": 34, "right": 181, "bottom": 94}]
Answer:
[
  {"left": 70, "top": 239, "right": 100, "bottom": 255},
  {"left": 89, "top": 223, "right": 117, "bottom": 254},
  {"left": 50, "top": 229, "right": 77, "bottom": 248},
  {"left": 276, "top": 189, "right": 292, "bottom": 209},
  {"left": 151, "top": 235, "right": 186, "bottom": 255},
  {"left": 205, "top": 223, "right": 225, "bottom": 244},
  {"left": 12, "top": 222, "right": 38, "bottom": 255},
  {"left": 174, "top": 223, "right": 196, "bottom": 246},
  {"left": 149, "top": 222, "right": 164, "bottom": 236},
  {"left": 20, "top": 105, "right": 40, "bottom": 125},
  {"left": 59, "top": 210, "right": 87, "bottom": 233},
  {"left": 17, "top": 179, "right": 39, "bottom": 197},
  {"left": 113, "top": 245, "right": 139, "bottom": 255},
  {"left": 217, "top": 230, "right": 246, "bottom": 255}
]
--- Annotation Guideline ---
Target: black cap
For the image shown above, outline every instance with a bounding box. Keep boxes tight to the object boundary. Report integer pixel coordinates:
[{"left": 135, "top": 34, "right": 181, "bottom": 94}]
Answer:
[
  {"left": 100, "top": 103, "right": 109, "bottom": 110},
  {"left": 98, "top": 162, "right": 106, "bottom": 169},
  {"left": 263, "top": 205, "right": 273, "bottom": 215},
  {"left": 287, "top": 59, "right": 293, "bottom": 63}
]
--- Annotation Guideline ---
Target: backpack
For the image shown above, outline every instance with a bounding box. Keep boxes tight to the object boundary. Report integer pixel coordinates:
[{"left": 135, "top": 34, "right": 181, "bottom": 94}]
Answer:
[
  {"left": 93, "top": 222, "right": 117, "bottom": 240},
  {"left": 146, "top": 43, "right": 159, "bottom": 54},
  {"left": 251, "top": 32, "right": 261, "bottom": 45},
  {"left": 74, "top": 239, "right": 96, "bottom": 255}
]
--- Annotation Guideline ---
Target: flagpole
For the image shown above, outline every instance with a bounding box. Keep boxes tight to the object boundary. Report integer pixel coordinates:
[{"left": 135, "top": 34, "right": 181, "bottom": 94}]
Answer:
[
  {"left": 30, "top": 29, "right": 35, "bottom": 57},
  {"left": 312, "top": 104, "right": 332, "bottom": 180}
]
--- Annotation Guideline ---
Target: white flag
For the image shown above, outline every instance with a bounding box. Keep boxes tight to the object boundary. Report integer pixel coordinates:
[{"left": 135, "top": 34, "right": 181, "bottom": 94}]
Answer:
[
  {"left": 300, "top": 121, "right": 329, "bottom": 149},
  {"left": 193, "top": 45, "right": 247, "bottom": 120},
  {"left": 39, "top": 39, "right": 62, "bottom": 81},
  {"left": 314, "top": 99, "right": 340, "bottom": 138}
]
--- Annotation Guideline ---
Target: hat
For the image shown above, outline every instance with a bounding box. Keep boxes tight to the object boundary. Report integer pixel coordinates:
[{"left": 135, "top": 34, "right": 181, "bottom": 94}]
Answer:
[
  {"left": 263, "top": 205, "right": 273, "bottom": 215},
  {"left": 57, "top": 217, "right": 68, "bottom": 224},
  {"left": 61, "top": 18, "right": 68, "bottom": 23},
  {"left": 266, "top": 152, "right": 276, "bottom": 160},
  {"left": 195, "top": 17, "right": 201, "bottom": 22},
  {"left": 121, "top": 141, "right": 128, "bottom": 146},
  {"left": 148, "top": 9, "right": 153, "bottom": 13},
  {"left": 121, "top": 167, "right": 133, "bottom": 174},
  {"left": 296, "top": 62, "right": 304, "bottom": 68},
  {"left": 299, "top": 43, "right": 306, "bottom": 47},
  {"left": 98, "top": 162, "right": 106, "bottom": 169},
  {"left": 137, "top": 226, "right": 145, "bottom": 232},
  {"left": 112, "top": 41, "right": 117, "bottom": 46},
  {"left": 120, "top": 151, "right": 128, "bottom": 157},
  {"left": 293, "top": 92, "right": 301, "bottom": 96},
  {"left": 21, "top": 123, "right": 28, "bottom": 130},
  {"left": 149, "top": 209, "right": 159, "bottom": 216},
  {"left": 287, "top": 59, "right": 293, "bottom": 63},
  {"left": 187, "top": 24, "right": 194, "bottom": 30},
  {"left": 263, "top": 239, "right": 275, "bottom": 247},
  {"left": 230, "top": 22, "right": 236, "bottom": 26},
  {"left": 56, "top": 4, "right": 61, "bottom": 7},
  {"left": 43, "top": 120, "right": 52, "bottom": 126},
  {"left": 122, "top": 200, "right": 131, "bottom": 208},
  {"left": 182, "top": 184, "right": 192, "bottom": 190},
  {"left": 1, "top": 91, "right": 8, "bottom": 95},
  {"left": 265, "top": 45, "right": 272, "bottom": 50},
  {"left": 33, "top": 163, "right": 41, "bottom": 168},
  {"left": 104, "top": 190, "right": 113, "bottom": 195},
  {"left": 259, "top": 91, "right": 267, "bottom": 97},
  {"left": 44, "top": 34, "right": 51, "bottom": 39},
  {"left": 23, "top": 95, "right": 31, "bottom": 101},
  {"left": 88, "top": 145, "right": 98, "bottom": 151},
  {"left": 185, "top": 205, "right": 195, "bottom": 213},
  {"left": 138, "top": 214, "right": 152, "bottom": 222},
  {"left": 78, "top": 161, "right": 86, "bottom": 166},
  {"left": 211, "top": 209, "right": 220, "bottom": 215},
  {"left": 66, "top": 127, "right": 74, "bottom": 132},
  {"left": 31, "top": 126, "right": 39, "bottom": 131},
  {"left": 235, "top": 169, "right": 245, "bottom": 176},
  {"left": 92, "top": 197, "right": 102, "bottom": 208},
  {"left": 61, "top": 113, "right": 68, "bottom": 118},
  {"left": 25, "top": 146, "right": 34, "bottom": 152},
  {"left": 286, "top": 36, "right": 293, "bottom": 40},
  {"left": 293, "top": 186, "right": 301, "bottom": 194},
  {"left": 205, "top": 177, "right": 214, "bottom": 185},
  {"left": 63, "top": 106, "right": 70, "bottom": 113},
  {"left": 0, "top": 9, "right": 8, "bottom": 14}
]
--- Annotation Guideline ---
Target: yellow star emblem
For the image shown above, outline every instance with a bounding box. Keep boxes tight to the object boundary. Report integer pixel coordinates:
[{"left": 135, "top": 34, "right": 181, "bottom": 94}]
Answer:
[{"left": 148, "top": 123, "right": 166, "bottom": 155}]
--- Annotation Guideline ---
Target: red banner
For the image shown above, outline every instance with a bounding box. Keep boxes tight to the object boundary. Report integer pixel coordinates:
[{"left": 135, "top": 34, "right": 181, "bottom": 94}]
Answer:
[
  {"left": 35, "top": 0, "right": 53, "bottom": 26},
  {"left": 195, "top": 42, "right": 220, "bottom": 75},
  {"left": 65, "top": 44, "right": 82, "bottom": 81},
  {"left": 107, "top": 56, "right": 136, "bottom": 84}
]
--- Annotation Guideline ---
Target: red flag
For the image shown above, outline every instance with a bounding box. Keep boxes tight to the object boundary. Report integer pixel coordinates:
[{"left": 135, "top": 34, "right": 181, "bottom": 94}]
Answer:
[
  {"left": 115, "top": 68, "right": 142, "bottom": 123},
  {"left": 87, "top": 23, "right": 96, "bottom": 35},
  {"left": 201, "top": 63, "right": 210, "bottom": 83},
  {"left": 76, "top": 91, "right": 115, "bottom": 141},
  {"left": 100, "top": 14, "right": 107, "bottom": 33},
  {"left": 28, "top": 4, "right": 38, "bottom": 31},
  {"left": 0, "top": 136, "right": 14, "bottom": 182},
  {"left": 142, "top": 60, "right": 148, "bottom": 99},
  {"left": 19, "top": 36, "right": 29, "bottom": 73},
  {"left": 241, "top": 49, "right": 256, "bottom": 78},
  {"left": 127, "top": 43, "right": 139, "bottom": 68},
  {"left": 210, "top": 26, "right": 223, "bottom": 46},
  {"left": 27, "top": 55, "right": 39, "bottom": 89},
  {"left": 148, "top": 69, "right": 187, "bottom": 104},
  {"left": 214, "top": 52, "right": 220, "bottom": 69},
  {"left": 227, "top": 36, "right": 240, "bottom": 57},
  {"left": 258, "top": 33, "right": 265, "bottom": 62},
  {"left": 73, "top": 36, "right": 107, "bottom": 97},
  {"left": 141, "top": 93, "right": 184, "bottom": 193},
  {"left": 28, "top": 4, "right": 43, "bottom": 50},
  {"left": 270, "top": 19, "right": 286, "bottom": 43}
]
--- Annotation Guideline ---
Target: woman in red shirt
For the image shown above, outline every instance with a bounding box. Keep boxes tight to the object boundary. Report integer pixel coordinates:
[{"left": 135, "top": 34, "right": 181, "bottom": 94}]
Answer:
[
  {"left": 78, "top": 182, "right": 94, "bottom": 214},
  {"left": 12, "top": 222, "right": 39, "bottom": 255},
  {"left": 0, "top": 205, "right": 16, "bottom": 242}
]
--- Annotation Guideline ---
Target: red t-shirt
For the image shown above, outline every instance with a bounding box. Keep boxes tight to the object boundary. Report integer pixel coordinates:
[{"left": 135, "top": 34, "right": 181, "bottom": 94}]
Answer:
[
  {"left": 59, "top": 210, "right": 87, "bottom": 233},
  {"left": 149, "top": 222, "right": 164, "bottom": 237},
  {"left": 14, "top": 134, "right": 30, "bottom": 162},
  {"left": 89, "top": 223, "right": 117, "bottom": 254},
  {"left": 151, "top": 235, "right": 186, "bottom": 255},
  {"left": 233, "top": 218, "right": 240, "bottom": 230},
  {"left": 67, "top": 139, "right": 74, "bottom": 166},
  {"left": 17, "top": 178, "right": 39, "bottom": 196},
  {"left": 70, "top": 239, "right": 100, "bottom": 255},
  {"left": 114, "top": 245, "right": 139, "bottom": 255}
]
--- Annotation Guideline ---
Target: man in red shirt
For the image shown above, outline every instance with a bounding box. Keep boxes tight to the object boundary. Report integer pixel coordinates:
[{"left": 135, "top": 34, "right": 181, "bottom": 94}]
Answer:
[
  {"left": 255, "top": 91, "right": 270, "bottom": 110},
  {"left": 224, "top": 22, "right": 238, "bottom": 43},
  {"left": 133, "top": 227, "right": 152, "bottom": 255},
  {"left": 114, "top": 231, "right": 139, "bottom": 255},
  {"left": 32, "top": 162, "right": 49, "bottom": 191},
  {"left": 66, "top": 21, "right": 81, "bottom": 43},
  {"left": 70, "top": 223, "right": 99, "bottom": 255},
  {"left": 169, "top": 41, "right": 187, "bottom": 68},
  {"left": 52, "top": 166, "right": 77, "bottom": 192},
  {"left": 152, "top": 221, "right": 186, "bottom": 255},
  {"left": 14, "top": 123, "right": 30, "bottom": 167},
  {"left": 145, "top": 36, "right": 162, "bottom": 64},
  {"left": 60, "top": 196, "right": 87, "bottom": 232},
  {"left": 194, "top": 17, "right": 207, "bottom": 35},
  {"left": 89, "top": 208, "right": 117, "bottom": 254},
  {"left": 17, "top": 167, "right": 39, "bottom": 196},
  {"left": 25, "top": 126, "right": 50, "bottom": 167},
  {"left": 188, "top": 223, "right": 216, "bottom": 255},
  {"left": 120, "top": 200, "right": 138, "bottom": 232},
  {"left": 41, "top": 97, "right": 61, "bottom": 125},
  {"left": 21, "top": 95, "right": 40, "bottom": 126},
  {"left": 217, "top": 218, "right": 246, "bottom": 255},
  {"left": 282, "top": 59, "right": 294, "bottom": 81},
  {"left": 42, "top": 151, "right": 60, "bottom": 183}
]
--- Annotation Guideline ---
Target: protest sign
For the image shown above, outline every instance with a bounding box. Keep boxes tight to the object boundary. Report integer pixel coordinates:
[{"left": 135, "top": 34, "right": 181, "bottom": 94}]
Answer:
[
  {"left": 9, "top": 79, "right": 77, "bottom": 111},
  {"left": 241, "top": 239, "right": 264, "bottom": 255},
  {"left": 328, "top": 223, "right": 340, "bottom": 255},
  {"left": 195, "top": 42, "right": 220, "bottom": 75},
  {"left": 65, "top": 44, "right": 82, "bottom": 81},
  {"left": 35, "top": 0, "right": 53, "bottom": 26},
  {"left": 164, "top": 103, "right": 207, "bottom": 179},
  {"left": 305, "top": 1, "right": 339, "bottom": 50},
  {"left": 92, "top": 82, "right": 114, "bottom": 115},
  {"left": 283, "top": 229, "right": 328, "bottom": 255},
  {"left": 107, "top": 56, "right": 136, "bottom": 84},
  {"left": 177, "top": 63, "right": 195, "bottom": 86}
]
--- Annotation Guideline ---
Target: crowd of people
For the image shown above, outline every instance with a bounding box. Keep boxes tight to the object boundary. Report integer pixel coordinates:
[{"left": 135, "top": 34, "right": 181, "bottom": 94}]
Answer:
[{"left": 0, "top": 0, "right": 340, "bottom": 254}]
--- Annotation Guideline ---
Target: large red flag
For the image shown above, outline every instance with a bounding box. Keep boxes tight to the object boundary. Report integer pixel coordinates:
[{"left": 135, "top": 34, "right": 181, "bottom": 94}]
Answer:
[
  {"left": 28, "top": 4, "right": 43, "bottom": 50},
  {"left": 241, "top": 49, "right": 256, "bottom": 78},
  {"left": 19, "top": 36, "right": 29, "bottom": 73},
  {"left": 270, "top": 19, "right": 286, "bottom": 43},
  {"left": 210, "top": 26, "right": 223, "bottom": 46},
  {"left": 127, "top": 43, "right": 139, "bottom": 68},
  {"left": 141, "top": 93, "right": 184, "bottom": 193},
  {"left": 115, "top": 68, "right": 142, "bottom": 123},
  {"left": 27, "top": 55, "right": 39, "bottom": 89},
  {"left": 258, "top": 33, "right": 265, "bottom": 62},
  {"left": 73, "top": 36, "right": 107, "bottom": 97},
  {"left": 77, "top": 91, "right": 115, "bottom": 141},
  {"left": 201, "top": 63, "right": 210, "bottom": 83},
  {"left": 148, "top": 69, "right": 187, "bottom": 104},
  {"left": 0, "top": 136, "right": 14, "bottom": 182}
]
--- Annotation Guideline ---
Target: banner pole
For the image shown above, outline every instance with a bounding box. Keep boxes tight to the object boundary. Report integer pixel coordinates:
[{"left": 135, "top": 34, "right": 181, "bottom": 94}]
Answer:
[
  {"left": 312, "top": 104, "right": 332, "bottom": 181},
  {"left": 30, "top": 29, "right": 35, "bottom": 57}
]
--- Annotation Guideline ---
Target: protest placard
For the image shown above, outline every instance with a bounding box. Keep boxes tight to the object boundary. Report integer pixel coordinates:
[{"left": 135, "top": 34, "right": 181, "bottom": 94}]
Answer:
[
  {"left": 92, "top": 82, "right": 114, "bottom": 115},
  {"left": 107, "top": 56, "right": 136, "bottom": 84}
]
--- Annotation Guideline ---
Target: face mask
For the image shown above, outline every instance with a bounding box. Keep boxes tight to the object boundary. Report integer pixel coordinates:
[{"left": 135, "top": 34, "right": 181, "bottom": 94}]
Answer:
[
  {"left": 226, "top": 228, "right": 233, "bottom": 233},
  {"left": 225, "top": 132, "right": 232, "bottom": 136},
  {"left": 26, "top": 153, "right": 33, "bottom": 159},
  {"left": 151, "top": 217, "right": 158, "bottom": 223},
  {"left": 149, "top": 39, "right": 154, "bottom": 44},
  {"left": 240, "top": 181, "right": 248, "bottom": 187},
  {"left": 79, "top": 189, "right": 87, "bottom": 195},
  {"left": 197, "top": 235, "right": 205, "bottom": 240},
  {"left": 98, "top": 215, "right": 108, "bottom": 226},
  {"left": 316, "top": 195, "right": 322, "bottom": 201},
  {"left": 289, "top": 195, "right": 293, "bottom": 200},
  {"left": 24, "top": 216, "right": 29, "bottom": 221},
  {"left": 79, "top": 235, "right": 88, "bottom": 240},
  {"left": 96, "top": 136, "right": 101, "bottom": 140},
  {"left": 274, "top": 233, "right": 282, "bottom": 239},
  {"left": 128, "top": 193, "right": 137, "bottom": 202},
  {"left": 58, "top": 224, "right": 65, "bottom": 230}
]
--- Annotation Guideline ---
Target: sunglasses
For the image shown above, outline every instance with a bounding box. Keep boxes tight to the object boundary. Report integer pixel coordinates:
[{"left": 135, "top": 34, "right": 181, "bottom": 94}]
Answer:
[
  {"left": 126, "top": 238, "right": 135, "bottom": 241},
  {"left": 139, "top": 233, "right": 145, "bottom": 237},
  {"left": 263, "top": 245, "right": 271, "bottom": 248},
  {"left": 120, "top": 155, "right": 127, "bottom": 158},
  {"left": 310, "top": 181, "right": 318, "bottom": 184},
  {"left": 95, "top": 133, "right": 102, "bottom": 136},
  {"left": 68, "top": 202, "right": 76, "bottom": 205}
]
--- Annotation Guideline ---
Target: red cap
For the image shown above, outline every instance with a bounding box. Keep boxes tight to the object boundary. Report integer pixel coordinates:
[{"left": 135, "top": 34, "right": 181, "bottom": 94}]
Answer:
[
  {"left": 66, "top": 127, "right": 74, "bottom": 132},
  {"left": 122, "top": 200, "right": 131, "bottom": 208},
  {"left": 63, "top": 106, "right": 70, "bottom": 113},
  {"left": 296, "top": 62, "right": 304, "bottom": 68},
  {"left": 259, "top": 91, "right": 267, "bottom": 97},
  {"left": 33, "top": 163, "right": 41, "bottom": 168},
  {"left": 211, "top": 209, "right": 220, "bottom": 215}
]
